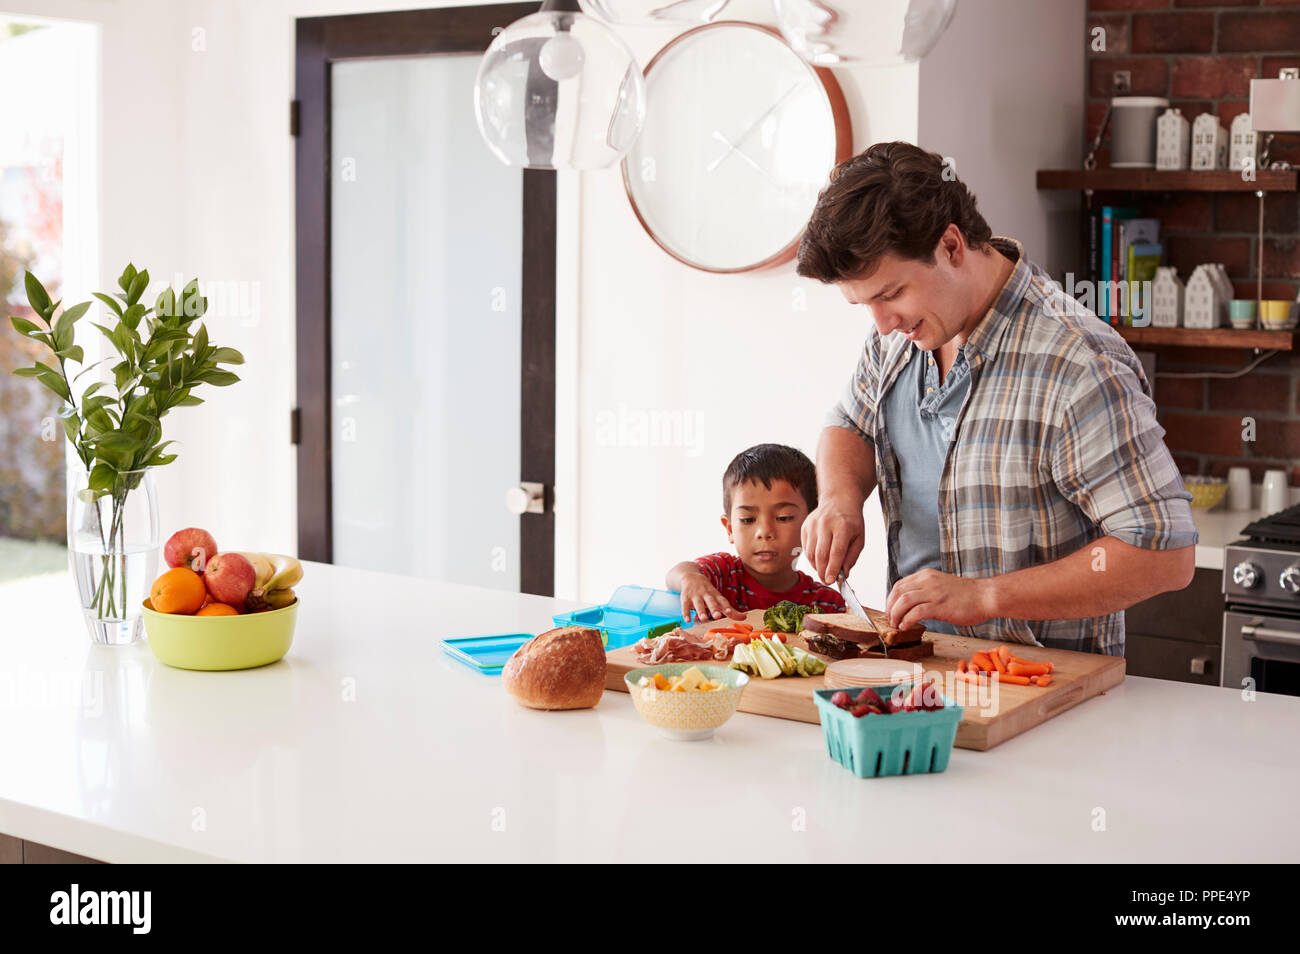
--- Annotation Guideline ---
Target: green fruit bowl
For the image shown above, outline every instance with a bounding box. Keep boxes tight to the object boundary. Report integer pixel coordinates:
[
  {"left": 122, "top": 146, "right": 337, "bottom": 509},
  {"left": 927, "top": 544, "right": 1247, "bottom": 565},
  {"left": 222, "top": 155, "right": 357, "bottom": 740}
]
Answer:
[{"left": 141, "top": 598, "right": 298, "bottom": 670}]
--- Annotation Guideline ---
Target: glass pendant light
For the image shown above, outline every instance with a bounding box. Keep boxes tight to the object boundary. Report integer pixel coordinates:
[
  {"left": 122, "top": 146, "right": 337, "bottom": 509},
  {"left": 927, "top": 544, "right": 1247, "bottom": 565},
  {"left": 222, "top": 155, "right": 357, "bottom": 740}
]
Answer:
[
  {"left": 579, "top": 0, "right": 730, "bottom": 25},
  {"left": 772, "top": 0, "right": 958, "bottom": 67},
  {"left": 474, "top": 0, "right": 647, "bottom": 169}
]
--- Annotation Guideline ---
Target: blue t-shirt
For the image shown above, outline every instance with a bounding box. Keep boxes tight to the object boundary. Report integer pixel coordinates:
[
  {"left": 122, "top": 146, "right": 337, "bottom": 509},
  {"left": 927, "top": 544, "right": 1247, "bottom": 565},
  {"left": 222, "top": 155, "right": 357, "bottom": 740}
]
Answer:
[{"left": 883, "top": 344, "right": 972, "bottom": 636}]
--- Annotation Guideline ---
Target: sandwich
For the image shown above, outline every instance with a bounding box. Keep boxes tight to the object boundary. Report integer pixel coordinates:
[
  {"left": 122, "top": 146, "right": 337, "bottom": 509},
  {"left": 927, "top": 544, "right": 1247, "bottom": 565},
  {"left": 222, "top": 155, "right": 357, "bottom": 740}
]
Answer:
[{"left": 801, "top": 610, "right": 926, "bottom": 656}]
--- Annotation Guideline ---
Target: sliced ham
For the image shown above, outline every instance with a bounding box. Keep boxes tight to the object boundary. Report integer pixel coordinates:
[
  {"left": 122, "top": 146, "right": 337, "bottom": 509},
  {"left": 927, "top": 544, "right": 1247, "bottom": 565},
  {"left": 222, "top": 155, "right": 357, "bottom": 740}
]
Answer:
[{"left": 634, "top": 627, "right": 734, "bottom": 664}]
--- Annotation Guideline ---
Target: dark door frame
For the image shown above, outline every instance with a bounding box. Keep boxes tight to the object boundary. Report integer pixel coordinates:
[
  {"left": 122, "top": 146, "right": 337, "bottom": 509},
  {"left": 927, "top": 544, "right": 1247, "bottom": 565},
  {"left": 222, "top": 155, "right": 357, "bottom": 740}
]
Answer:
[{"left": 294, "top": 3, "right": 556, "bottom": 595}]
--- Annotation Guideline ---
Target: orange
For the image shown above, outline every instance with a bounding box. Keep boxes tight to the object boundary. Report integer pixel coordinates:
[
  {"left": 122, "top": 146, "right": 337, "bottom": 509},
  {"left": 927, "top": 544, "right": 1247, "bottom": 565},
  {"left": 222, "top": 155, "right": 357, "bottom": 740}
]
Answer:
[
  {"left": 150, "top": 567, "right": 207, "bottom": 615},
  {"left": 195, "top": 602, "right": 239, "bottom": 617}
]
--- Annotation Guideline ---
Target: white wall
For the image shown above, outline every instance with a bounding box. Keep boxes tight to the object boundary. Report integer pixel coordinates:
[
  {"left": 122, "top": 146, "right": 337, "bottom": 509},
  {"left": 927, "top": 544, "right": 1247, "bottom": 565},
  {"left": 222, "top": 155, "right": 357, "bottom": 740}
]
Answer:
[
  {"left": 12, "top": 0, "right": 1083, "bottom": 614},
  {"left": 918, "top": 0, "right": 1085, "bottom": 278}
]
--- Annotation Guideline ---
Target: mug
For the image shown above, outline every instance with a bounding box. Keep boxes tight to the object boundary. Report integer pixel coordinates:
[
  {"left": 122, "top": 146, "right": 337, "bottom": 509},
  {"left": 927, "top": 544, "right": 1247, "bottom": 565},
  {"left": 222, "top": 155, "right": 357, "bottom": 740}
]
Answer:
[
  {"left": 1227, "top": 466, "right": 1252, "bottom": 511},
  {"left": 1228, "top": 300, "right": 1257, "bottom": 328},
  {"left": 1261, "top": 469, "right": 1289, "bottom": 515},
  {"left": 1260, "top": 300, "right": 1294, "bottom": 326}
]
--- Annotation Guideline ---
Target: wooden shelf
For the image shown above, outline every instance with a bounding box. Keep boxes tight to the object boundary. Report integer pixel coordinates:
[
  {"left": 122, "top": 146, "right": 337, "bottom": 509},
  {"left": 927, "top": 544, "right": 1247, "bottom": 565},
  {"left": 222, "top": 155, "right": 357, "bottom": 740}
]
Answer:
[
  {"left": 1036, "top": 169, "right": 1299, "bottom": 192},
  {"left": 1112, "top": 326, "right": 1297, "bottom": 350}
]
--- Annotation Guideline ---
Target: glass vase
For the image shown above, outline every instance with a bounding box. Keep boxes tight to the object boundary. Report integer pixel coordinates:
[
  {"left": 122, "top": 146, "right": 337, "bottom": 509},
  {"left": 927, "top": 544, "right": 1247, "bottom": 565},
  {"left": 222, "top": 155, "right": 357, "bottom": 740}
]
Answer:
[{"left": 67, "top": 467, "right": 159, "bottom": 645}]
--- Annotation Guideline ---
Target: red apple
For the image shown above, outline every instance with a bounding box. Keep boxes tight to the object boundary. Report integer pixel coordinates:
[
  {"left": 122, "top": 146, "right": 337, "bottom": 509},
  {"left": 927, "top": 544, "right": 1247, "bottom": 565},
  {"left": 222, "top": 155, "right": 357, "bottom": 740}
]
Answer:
[
  {"left": 204, "top": 552, "right": 255, "bottom": 606},
  {"left": 164, "top": 528, "right": 218, "bottom": 572}
]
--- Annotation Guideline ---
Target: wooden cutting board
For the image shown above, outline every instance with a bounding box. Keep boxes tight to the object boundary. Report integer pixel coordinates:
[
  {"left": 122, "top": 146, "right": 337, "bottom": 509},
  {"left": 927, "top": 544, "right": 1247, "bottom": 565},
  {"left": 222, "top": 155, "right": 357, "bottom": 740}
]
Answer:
[{"left": 604, "top": 609, "right": 1125, "bottom": 751}]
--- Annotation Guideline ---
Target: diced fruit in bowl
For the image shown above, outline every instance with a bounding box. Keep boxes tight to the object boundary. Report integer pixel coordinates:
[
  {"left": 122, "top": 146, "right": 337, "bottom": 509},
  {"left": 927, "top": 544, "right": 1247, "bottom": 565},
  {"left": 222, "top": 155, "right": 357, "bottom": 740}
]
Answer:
[
  {"left": 624, "top": 663, "right": 749, "bottom": 740},
  {"left": 164, "top": 528, "right": 218, "bottom": 572},
  {"left": 204, "top": 552, "right": 256, "bottom": 606}
]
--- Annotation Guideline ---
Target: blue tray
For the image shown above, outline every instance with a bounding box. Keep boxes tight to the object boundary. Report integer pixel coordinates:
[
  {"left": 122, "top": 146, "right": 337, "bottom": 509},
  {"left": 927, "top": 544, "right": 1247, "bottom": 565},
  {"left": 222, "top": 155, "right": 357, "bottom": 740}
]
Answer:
[
  {"left": 551, "top": 585, "right": 683, "bottom": 650},
  {"left": 440, "top": 633, "right": 534, "bottom": 675}
]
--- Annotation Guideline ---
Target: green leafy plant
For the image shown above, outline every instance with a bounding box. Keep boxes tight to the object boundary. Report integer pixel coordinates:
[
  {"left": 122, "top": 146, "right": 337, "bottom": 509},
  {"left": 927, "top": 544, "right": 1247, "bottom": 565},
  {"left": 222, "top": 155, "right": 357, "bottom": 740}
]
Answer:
[{"left": 8, "top": 264, "right": 245, "bottom": 619}]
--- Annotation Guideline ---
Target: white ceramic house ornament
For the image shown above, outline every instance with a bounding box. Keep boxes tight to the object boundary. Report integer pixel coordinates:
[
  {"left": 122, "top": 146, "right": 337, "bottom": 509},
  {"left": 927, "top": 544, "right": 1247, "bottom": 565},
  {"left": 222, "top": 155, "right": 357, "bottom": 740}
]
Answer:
[
  {"left": 1229, "top": 112, "right": 1259, "bottom": 172},
  {"left": 1156, "top": 108, "right": 1190, "bottom": 170},
  {"left": 1191, "top": 113, "right": 1228, "bottom": 170},
  {"left": 1151, "top": 266, "right": 1184, "bottom": 328},
  {"left": 1184, "top": 265, "right": 1224, "bottom": 328},
  {"left": 1211, "top": 263, "right": 1234, "bottom": 304}
]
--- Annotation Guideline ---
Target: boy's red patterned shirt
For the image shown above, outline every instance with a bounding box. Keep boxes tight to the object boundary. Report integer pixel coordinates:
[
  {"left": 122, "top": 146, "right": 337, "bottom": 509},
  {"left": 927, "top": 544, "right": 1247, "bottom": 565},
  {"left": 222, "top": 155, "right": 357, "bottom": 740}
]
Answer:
[{"left": 692, "top": 552, "right": 846, "bottom": 614}]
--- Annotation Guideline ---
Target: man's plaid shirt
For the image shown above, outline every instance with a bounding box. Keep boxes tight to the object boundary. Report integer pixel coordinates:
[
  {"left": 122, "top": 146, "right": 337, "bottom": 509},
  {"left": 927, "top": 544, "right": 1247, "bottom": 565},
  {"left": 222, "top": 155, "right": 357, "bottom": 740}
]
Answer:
[{"left": 827, "top": 237, "right": 1198, "bottom": 656}]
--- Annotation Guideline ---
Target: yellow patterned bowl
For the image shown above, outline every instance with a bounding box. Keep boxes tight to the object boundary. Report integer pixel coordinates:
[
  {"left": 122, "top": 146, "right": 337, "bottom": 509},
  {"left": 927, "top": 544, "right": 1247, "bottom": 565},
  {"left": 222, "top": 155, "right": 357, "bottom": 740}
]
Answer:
[
  {"left": 1183, "top": 475, "right": 1228, "bottom": 510},
  {"left": 625, "top": 663, "right": 749, "bottom": 740}
]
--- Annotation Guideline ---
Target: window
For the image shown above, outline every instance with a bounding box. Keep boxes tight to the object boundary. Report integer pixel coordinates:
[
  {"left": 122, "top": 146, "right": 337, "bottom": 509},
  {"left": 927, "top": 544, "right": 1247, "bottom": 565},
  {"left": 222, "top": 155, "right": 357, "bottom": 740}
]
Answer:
[{"left": 0, "top": 16, "right": 97, "bottom": 584}]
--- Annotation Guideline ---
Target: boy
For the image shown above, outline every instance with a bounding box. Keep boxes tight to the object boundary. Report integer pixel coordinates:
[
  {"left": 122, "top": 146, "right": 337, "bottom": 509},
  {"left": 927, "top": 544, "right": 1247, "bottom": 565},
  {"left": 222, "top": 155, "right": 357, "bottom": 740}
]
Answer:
[{"left": 667, "top": 443, "right": 847, "bottom": 622}]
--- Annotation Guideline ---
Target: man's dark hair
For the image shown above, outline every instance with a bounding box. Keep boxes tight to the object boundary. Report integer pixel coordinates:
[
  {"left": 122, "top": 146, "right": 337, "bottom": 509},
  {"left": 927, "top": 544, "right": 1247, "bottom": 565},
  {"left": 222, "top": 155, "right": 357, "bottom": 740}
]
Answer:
[
  {"left": 722, "top": 444, "right": 818, "bottom": 514},
  {"left": 796, "top": 140, "right": 993, "bottom": 283}
]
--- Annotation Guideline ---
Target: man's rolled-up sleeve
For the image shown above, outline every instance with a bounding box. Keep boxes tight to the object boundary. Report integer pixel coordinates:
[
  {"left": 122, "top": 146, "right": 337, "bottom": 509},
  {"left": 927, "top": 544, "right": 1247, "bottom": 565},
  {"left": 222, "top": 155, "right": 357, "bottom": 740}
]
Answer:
[
  {"left": 1051, "top": 350, "right": 1199, "bottom": 550},
  {"left": 824, "top": 332, "right": 880, "bottom": 448}
]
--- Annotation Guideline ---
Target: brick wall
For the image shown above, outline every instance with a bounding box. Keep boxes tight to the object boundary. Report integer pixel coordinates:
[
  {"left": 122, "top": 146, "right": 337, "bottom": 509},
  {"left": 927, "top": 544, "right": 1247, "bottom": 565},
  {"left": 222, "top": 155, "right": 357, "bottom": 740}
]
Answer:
[{"left": 1085, "top": 0, "right": 1300, "bottom": 485}]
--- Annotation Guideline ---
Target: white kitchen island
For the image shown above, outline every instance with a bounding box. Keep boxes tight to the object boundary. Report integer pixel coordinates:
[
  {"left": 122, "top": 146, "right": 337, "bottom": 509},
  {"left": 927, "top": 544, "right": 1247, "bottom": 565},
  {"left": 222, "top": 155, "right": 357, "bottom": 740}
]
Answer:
[{"left": 1, "top": 561, "right": 1297, "bottom": 864}]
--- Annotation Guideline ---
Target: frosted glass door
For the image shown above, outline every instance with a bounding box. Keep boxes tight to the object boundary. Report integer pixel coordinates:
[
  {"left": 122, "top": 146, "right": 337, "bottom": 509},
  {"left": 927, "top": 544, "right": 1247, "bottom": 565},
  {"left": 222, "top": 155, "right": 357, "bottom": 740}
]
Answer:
[{"left": 330, "top": 55, "right": 522, "bottom": 589}]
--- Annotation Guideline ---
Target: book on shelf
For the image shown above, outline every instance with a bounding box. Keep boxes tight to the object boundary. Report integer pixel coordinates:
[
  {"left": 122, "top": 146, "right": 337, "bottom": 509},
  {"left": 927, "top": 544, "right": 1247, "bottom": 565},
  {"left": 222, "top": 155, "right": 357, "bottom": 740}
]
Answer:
[
  {"left": 1108, "top": 214, "right": 1160, "bottom": 324},
  {"left": 1099, "top": 206, "right": 1137, "bottom": 322},
  {"left": 1124, "top": 242, "right": 1163, "bottom": 327}
]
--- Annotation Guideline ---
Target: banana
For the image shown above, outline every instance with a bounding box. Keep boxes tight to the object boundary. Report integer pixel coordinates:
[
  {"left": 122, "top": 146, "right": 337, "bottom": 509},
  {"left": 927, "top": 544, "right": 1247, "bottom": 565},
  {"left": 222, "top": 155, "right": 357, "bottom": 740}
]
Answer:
[
  {"left": 262, "top": 587, "right": 296, "bottom": 610},
  {"left": 264, "top": 554, "right": 303, "bottom": 592},
  {"left": 246, "top": 586, "right": 297, "bottom": 613},
  {"left": 231, "top": 551, "right": 276, "bottom": 594}
]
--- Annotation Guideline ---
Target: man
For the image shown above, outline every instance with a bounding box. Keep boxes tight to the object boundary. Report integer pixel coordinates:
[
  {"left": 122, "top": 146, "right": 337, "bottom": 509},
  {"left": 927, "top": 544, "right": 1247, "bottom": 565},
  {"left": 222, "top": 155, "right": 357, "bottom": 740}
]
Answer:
[{"left": 797, "top": 141, "right": 1197, "bottom": 655}]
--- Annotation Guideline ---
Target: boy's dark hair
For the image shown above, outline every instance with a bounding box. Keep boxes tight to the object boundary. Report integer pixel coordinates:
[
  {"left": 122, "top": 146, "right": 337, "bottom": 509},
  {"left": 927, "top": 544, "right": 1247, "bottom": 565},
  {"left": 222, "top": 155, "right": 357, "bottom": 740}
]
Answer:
[
  {"left": 796, "top": 140, "right": 992, "bottom": 284},
  {"left": 723, "top": 444, "right": 818, "bottom": 514}
]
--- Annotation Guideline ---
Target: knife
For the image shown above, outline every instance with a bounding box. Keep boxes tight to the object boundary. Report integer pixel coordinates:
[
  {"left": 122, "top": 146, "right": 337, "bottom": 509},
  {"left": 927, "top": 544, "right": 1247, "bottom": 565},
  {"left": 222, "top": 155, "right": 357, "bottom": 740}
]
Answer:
[{"left": 836, "top": 571, "right": 888, "bottom": 657}]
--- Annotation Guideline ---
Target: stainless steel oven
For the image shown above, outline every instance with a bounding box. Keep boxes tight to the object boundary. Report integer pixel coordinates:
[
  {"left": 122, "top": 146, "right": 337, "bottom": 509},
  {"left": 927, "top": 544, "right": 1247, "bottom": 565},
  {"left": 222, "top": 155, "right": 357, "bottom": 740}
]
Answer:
[{"left": 1223, "top": 530, "right": 1300, "bottom": 697}]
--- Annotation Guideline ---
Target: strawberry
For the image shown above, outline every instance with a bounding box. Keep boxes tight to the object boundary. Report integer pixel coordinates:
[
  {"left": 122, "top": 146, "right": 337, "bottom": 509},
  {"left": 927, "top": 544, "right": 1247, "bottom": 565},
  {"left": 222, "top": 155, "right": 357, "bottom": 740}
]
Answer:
[{"left": 854, "top": 687, "right": 886, "bottom": 709}]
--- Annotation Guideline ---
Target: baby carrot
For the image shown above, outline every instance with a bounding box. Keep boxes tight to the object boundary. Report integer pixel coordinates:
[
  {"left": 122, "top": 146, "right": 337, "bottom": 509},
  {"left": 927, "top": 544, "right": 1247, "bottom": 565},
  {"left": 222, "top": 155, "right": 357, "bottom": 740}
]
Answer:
[
  {"left": 1008, "top": 661, "right": 1052, "bottom": 677},
  {"left": 957, "top": 659, "right": 968, "bottom": 673},
  {"left": 990, "top": 652, "right": 1008, "bottom": 674},
  {"left": 971, "top": 652, "right": 995, "bottom": 672},
  {"left": 994, "top": 673, "right": 1033, "bottom": 686},
  {"left": 996, "top": 645, "right": 1012, "bottom": 667},
  {"left": 1036, "top": 674, "right": 1054, "bottom": 687},
  {"left": 1008, "top": 660, "right": 1050, "bottom": 675},
  {"left": 735, "top": 622, "right": 753, "bottom": 633}
]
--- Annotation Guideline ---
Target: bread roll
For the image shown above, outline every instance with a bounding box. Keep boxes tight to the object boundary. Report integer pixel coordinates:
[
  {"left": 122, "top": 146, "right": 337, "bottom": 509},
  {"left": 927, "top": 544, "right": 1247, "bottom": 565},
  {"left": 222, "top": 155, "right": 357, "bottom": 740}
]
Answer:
[{"left": 503, "top": 626, "right": 606, "bottom": 710}]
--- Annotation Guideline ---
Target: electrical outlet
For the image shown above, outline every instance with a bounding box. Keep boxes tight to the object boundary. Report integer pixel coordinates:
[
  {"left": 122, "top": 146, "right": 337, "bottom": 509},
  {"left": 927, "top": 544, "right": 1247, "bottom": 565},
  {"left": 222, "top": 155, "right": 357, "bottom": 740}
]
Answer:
[{"left": 1112, "top": 70, "right": 1131, "bottom": 94}]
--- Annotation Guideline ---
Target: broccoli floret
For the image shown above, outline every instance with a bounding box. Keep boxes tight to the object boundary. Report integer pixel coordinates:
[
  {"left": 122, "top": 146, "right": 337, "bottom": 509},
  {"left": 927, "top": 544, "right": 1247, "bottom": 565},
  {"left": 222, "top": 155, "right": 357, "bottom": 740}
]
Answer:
[{"left": 763, "top": 600, "right": 813, "bottom": 633}]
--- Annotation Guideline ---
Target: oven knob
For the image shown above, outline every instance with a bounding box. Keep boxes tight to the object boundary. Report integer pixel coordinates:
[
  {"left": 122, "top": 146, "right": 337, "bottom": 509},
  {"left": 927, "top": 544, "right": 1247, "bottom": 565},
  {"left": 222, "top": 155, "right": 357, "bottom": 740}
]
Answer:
[
  {"left": 1232, "top": 562, "right": 1261, "bottom": 589},
  {"left": 1281, "top": 566, "right": 1300, "bottom": 594}
]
